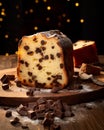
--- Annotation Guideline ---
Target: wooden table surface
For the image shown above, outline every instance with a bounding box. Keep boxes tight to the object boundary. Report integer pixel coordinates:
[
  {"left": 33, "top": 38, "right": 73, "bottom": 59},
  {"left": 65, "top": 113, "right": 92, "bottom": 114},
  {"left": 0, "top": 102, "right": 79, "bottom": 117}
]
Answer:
[{"left": 0, "top": 54, "right": 104, "bottom": 130}]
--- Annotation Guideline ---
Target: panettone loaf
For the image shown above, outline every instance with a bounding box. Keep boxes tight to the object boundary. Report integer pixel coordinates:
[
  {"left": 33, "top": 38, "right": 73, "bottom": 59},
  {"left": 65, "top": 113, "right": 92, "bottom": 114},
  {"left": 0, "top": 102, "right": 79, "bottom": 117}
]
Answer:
[
  {"left": 17, "top": 30, "right": 73, "bottom": 88},
  {"left": 73, "top": 40, "right": 99, "bottom": 67}
]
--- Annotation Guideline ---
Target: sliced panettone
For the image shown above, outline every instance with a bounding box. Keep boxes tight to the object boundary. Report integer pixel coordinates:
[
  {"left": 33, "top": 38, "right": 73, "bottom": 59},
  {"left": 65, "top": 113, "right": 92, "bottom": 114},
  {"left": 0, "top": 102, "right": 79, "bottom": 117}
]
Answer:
[
  {"left": 17, "top": 30, "right": 73, "bottom": 88},
  {"left": 73, "top": 40, "right": 99, "bottom": 67}
]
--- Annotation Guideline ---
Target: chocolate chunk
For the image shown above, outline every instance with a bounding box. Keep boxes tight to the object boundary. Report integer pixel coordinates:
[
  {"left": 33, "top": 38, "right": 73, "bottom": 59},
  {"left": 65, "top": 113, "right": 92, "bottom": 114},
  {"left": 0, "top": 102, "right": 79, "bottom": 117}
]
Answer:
[
  {"left": 26, "top": 89, "right": 34, "bottom": 96},
  {"left": 27, "top": 102, "right": 38, "bottom": 110},
  {"left": 7, "top": 75, "right": 15, "bottom": 80},
  {"left": 21, "top": 124, "right": 29, "bottom": 129},
  {"left": 17, "top": 104, "right": 28, "bottom": 116},
  {"left": 35, "top": 109, "right": 45, "bottom": 119},
  {"left": 38, "top": 104, "right": 46, "bottom": 111},
  {"left": 5, "top": 110, "right": 12, "bottom": 117},
  {"left": 2, "top": 84, "right": 9, "bottom": 90},
  {"left": 37, "top": 97, "right": 47, "bottom": 105},
  {"left": 51, "top": 87, "right": 61, "bottom": 93},
  {"left": 28, "top": 110, "right": 36, "bottom": 119},
  {"left": 0, "top": 74, "right": 9, "bottom": 84},
  {"left": 42, "top": 112, "right": 54, "bottom": 126},
  {"left": 16, "top": 80, "right": 22, "bottom": 87},
  {"left": 10, "top": 117, "right": 21, "bottom": 127}
]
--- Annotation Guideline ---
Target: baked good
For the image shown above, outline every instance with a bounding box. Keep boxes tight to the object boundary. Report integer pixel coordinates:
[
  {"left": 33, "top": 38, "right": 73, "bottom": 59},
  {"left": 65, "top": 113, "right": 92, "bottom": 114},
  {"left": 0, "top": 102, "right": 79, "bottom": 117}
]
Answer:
[
  {"left": 73, "top": 40, "right": 99, "bottom": 67},
  {"left": 17, "top": 30, "right": 74, "bottom": 88},
  {"left": 80, "top": 63, "right": 101, "bottom": 76}
]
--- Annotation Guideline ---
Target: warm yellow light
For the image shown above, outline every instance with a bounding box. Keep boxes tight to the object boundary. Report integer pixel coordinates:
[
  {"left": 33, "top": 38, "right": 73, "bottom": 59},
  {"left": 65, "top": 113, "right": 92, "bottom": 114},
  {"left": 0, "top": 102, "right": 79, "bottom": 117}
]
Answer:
[
  {"left": 80, "top": 19, "right": 84, "bottom": 23},
  {"left": 5, "top": 53, "right": 9, "bottom": 56},
  {"left": 5, "top": 34, "right": 9, "bottom": 38},
  {"left": 16, "top": 5, "right": 19, "bottom": 9},
  {"left": 75, "top": 2, "right": 79, "bottom": 7},
  {"left": 34, "top": 26, "right": 38, "bottom": 30},
  {"left": 1, "top": 8, "right": 5, "bottom": 12},
  {"left": 35, "top": 0, "right": 39, "bottom": 3},
  {"left": 29, "top": 9, "right": 34, "bottom": 13},
  {"left": 47, "top": 6, "right": 51, "bottom": 10},
  {"left": 0, "top": 2, "right": 2, "bottom": 6},
  {"left": 62, "top": 13, "right": 66, "bottom": 17},
  {"left": 0, "top": 17, "right": 3, "bottom": 22},
  {"left": 43, "top": 0, "right": 47, "bottom": 2},
  {"left": 15, "top": 51, "right": 18, "bottom": 55},
  {"left": 66, "top": 18, "right": 70, "bottom": 23},
  {"left": 25, "top": 10, "right": 28, "bottom": 14},
  {"left": 46, "top": 17, "right": 50, "bottom": 21},
  {"left": 1, "top": 11, "right": 6, "bottom": 16}
]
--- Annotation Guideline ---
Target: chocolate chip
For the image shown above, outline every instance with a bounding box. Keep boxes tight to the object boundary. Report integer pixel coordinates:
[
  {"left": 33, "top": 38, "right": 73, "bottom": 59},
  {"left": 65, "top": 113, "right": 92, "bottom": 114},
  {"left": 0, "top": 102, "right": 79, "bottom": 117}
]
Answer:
[
  {"left": 5, "top": 110, "right": 12, "bottom": 117},
  {"left": 44, "top": 55, "right": 49, "bottom": 60},
  {"left": 41, "top": 47, "right": 46, "bottom": 51},
  {"left": 26, "top": 89, "right": 34, "bottom": 96},
  {"left": 17, "top": 104, "right": 28, "bottom": 116},
  {"left": 51, "top": 87, "right": 61, "bottom": 93},
  {"left": 24, "top": 45, "right": 29, "bottom": 50},
  {"left": 27, "top": 72, "right": 32, "bottom": 77},
  {"left": 7, "top": 75, "right": 15, "bottom": 80},
  {"left": 41, "top": 40, "right": 47, "bottom": 45},
  {"left": 25, "top": 61, "right": 29, "bottom": 67},
  {"left": 51, "top": 46, "right": 55, "bottom": 49},
  {"left": 0, "top": 74, "right": 10, "bottom": 84},
  {"left": 33, "top": 37, "right": 37, "bottom": 42},
  {"left": 56, "top": 53, "right": 61, "bottom": 58},
  {"left": 27, "top": 51, "right": 34, "bottom": 55},
  {"left": 2, "top": 84, "right": 9, "bottom": 90},
  {"left": 10, "top": 117, "right": 21, "bottom": 127},
  {"left": 20, "top": 60, "right": 24, "bottom": 64},
  {"left": 50, "top": 54, "right": 54, "bottom": 60},
  {"left": 16, "top": 80, "right": 22, "bottom": 87},
  {"left": 60, "top": 63, "right": 64, "bottom": 68},
  {"left": 21, "top": 124, "right": 29, "bottom": 129},
  {"left": 35, "top": 48, "right": 41, "bottom": 53}
]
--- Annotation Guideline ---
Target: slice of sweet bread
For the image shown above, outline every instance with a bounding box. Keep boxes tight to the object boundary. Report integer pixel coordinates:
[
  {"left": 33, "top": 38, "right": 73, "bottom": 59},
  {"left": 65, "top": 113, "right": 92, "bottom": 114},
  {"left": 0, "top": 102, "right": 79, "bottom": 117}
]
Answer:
[
  {"left": 17, "top": 30, "right": 73, "bottom": 88},
  {"left": 73, "top": 40, "right": 99, "bottom": 67}
]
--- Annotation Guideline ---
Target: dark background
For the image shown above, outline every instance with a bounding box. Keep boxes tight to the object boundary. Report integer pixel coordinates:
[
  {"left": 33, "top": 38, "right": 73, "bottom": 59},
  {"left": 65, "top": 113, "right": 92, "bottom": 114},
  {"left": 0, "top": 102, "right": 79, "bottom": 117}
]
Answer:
[{"left": 0, "top": 0, "right": 104, "bottom": 55}]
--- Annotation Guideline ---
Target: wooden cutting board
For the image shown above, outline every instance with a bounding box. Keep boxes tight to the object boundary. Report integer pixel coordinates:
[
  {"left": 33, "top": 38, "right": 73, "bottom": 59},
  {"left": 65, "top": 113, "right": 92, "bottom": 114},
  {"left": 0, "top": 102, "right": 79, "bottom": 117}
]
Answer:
[{"left": 0, "top": 67, "right": 104, "bottom": 106}]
